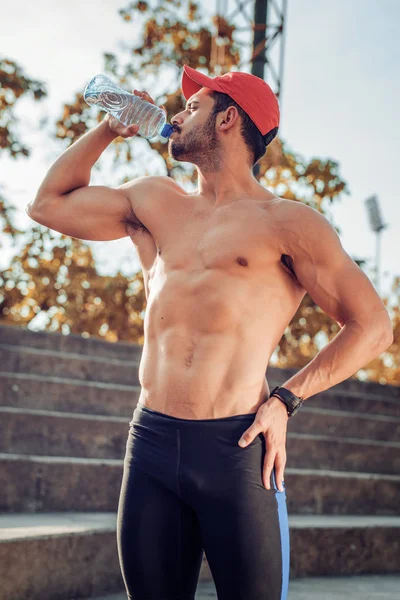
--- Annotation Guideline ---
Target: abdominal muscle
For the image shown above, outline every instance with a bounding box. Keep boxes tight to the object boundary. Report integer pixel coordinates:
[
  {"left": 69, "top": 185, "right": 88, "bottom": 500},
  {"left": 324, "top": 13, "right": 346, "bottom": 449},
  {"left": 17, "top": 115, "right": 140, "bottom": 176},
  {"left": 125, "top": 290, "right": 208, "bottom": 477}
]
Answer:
[{"left": 137, "top": 263, "right": 304, "bottom": 419}]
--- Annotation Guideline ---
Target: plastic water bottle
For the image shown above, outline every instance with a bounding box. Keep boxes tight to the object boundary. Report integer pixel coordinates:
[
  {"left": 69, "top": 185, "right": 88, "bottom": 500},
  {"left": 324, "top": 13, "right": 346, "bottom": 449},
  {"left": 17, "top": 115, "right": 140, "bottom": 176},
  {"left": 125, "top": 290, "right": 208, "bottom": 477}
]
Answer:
[{"left": 83, "top": 74, "right": 174, "bottom": 142}]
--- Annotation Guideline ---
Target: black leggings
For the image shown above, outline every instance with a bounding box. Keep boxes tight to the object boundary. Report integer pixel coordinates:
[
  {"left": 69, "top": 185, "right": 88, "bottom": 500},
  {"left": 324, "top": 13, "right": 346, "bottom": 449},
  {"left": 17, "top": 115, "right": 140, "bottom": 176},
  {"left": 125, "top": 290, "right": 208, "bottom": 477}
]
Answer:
[{"left": 117, "top": 403, "right": 290, "bottom": 600}]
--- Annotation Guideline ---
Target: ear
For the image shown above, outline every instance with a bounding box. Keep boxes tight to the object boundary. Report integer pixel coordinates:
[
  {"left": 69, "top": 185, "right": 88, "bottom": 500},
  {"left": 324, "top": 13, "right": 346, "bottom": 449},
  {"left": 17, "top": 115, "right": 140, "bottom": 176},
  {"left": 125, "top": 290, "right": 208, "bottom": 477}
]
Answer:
[{"left": 218, "top": 106, "right": 240, "bottom": 132}]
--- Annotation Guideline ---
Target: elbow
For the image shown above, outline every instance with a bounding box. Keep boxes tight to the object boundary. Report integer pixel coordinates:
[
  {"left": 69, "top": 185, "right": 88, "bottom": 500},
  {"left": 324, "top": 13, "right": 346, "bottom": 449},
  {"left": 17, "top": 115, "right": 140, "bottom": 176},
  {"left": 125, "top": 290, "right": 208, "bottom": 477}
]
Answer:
[
  {"left": 25, "top": 202, "right": 36, "bottom": 218},
  {"left": 25, "top": 202, "right": 39, "bottom": 222},
  {"left": 25, "top": 195, "right": 54, "bottom": 222},
  {"left": 378, "top": 311, "right": 394, "bottom": 348},
  {"left": 364, "top": 307, "right": 394, "bottom": 351},
  {"left": 373, "top": 322, "right": 394, "bottom": 354},
  {"left": 347, "top": 316, "right": 394, "bottom": 354},
  {"left": 382, "top": 328, "right": 394, "bottom": 349},
  {"left": 25, "top": 202, "right": 43, "bottom": 225}
]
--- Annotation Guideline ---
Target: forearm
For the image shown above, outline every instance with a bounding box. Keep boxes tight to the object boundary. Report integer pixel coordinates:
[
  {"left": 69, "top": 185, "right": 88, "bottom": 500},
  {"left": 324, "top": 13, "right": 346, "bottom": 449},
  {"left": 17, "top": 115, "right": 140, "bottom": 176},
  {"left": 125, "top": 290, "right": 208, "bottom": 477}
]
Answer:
[
  {"left": 32, "top": 118, "right": 118, "bottom": 205},
  {"left": 279, "top": 319, "right": 393, "bottom": 400}
]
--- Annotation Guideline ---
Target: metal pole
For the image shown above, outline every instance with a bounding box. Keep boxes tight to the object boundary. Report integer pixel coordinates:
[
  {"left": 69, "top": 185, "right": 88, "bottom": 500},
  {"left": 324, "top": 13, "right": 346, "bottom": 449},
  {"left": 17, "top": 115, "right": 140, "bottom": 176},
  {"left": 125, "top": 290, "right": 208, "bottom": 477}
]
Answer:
[
  {"left": 252, "top": 0, "right": 268, "bottom": 178},
  {"left": 251, "top": 0, "right": 269, "bottom": 80},
  {"left": 375, "top": 230, "right": 381, "bottom": 294}
]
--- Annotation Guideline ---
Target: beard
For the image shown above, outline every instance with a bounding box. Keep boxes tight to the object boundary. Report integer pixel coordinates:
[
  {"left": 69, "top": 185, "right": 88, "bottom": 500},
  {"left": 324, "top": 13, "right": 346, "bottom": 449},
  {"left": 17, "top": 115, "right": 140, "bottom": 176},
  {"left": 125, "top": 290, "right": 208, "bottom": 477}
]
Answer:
[{"left": 168, "top": 113, "right": 223, "bottom": 171}]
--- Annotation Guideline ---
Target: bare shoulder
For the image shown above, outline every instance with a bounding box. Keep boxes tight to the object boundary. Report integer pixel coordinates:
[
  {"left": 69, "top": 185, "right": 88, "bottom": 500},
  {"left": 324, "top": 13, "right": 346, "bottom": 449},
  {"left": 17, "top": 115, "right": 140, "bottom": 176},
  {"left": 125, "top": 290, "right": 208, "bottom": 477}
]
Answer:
[
  {"left": 272, "top": 198, "right": 340, "bottom": 253},
  {"left": 121, "top": 174, "right": 185, "bottom": 201},
  {"left": 120, "top": 175, "right": 185, "bottom": 231},
  {"left": 272, "top": 196, "right": 328, "bottom": 220}
]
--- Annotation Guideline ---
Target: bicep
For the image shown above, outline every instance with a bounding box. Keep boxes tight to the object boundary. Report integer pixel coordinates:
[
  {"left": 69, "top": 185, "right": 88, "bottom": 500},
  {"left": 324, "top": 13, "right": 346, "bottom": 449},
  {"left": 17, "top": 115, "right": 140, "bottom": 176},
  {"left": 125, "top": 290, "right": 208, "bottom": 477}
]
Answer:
[
  {"left": 286, "top": 203, "right": 389, "bottom": 328},
  {"left": 27, "top": 183, "right": 134, "bottom": 242}
]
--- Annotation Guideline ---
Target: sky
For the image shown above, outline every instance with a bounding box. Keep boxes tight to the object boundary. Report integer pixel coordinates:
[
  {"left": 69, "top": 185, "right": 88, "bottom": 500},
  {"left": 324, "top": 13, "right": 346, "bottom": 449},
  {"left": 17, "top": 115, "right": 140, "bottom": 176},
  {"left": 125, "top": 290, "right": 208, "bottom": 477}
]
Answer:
[{"left": 1, "top": 0, "right": 399, "bottom": 307}]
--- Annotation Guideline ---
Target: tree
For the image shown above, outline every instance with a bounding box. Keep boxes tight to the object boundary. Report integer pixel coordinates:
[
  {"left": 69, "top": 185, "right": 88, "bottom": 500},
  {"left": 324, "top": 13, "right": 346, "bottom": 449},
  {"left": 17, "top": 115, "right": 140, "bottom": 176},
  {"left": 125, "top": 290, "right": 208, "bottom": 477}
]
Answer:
[
  {"left": 0, "top": 57, "right": 47, "bottom": 243},
  {"left": 0, "top": 227, "right": 146, "bottom": 342}
]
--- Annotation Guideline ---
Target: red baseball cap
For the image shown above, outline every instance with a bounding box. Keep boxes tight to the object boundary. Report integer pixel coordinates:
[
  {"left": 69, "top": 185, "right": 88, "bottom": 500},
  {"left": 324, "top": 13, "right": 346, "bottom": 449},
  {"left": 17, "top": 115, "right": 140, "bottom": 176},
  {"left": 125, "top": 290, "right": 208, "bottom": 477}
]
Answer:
[{"left": 181, "top": 65, "right": 280, "bottom": 136}]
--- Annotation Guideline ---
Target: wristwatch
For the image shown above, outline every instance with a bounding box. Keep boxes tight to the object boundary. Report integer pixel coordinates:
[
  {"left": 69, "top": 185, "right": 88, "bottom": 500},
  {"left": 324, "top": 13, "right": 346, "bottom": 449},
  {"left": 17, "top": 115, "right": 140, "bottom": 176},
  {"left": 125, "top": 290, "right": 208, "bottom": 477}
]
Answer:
[{"left": 269, "top": 385, "right": 304, "bottom": 417}]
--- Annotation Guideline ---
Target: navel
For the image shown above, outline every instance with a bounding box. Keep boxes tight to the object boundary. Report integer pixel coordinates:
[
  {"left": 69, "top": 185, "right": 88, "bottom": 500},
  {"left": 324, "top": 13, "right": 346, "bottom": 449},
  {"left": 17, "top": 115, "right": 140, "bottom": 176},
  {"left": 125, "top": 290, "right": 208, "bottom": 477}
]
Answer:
[
  {"left": 236, "top": 256, "right": 248, "bottom": 267},
  {"left": 185, "top": 354, "right": 194, "bottom": 367}
]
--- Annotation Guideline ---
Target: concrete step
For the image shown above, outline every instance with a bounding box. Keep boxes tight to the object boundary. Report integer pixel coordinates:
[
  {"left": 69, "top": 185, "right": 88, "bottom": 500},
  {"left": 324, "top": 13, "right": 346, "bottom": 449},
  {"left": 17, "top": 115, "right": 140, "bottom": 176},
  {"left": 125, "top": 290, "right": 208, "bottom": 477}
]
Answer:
[
  {"left": 0, "top": 453, "right": 123, "bottom": 513},
  {"left": 290, "top": 405, "right": 400, "bottom": 441},
  {"left": 285, "top": 467, "right": 400, "bottom": 516},
  {"left": 270, "top": 366, "right": 400, "bottom": 402},
  {"left": 84, "top": 575, "right": 400, "bottom": 600},
  {"left": 6, "top": 322, "right": 397, "bottom": 402},
  {"left": 1, "top": 453, "right": 399, "bottom": 515},
  {"left": 0, "top": 512, "right": 122, "bottom": 600},
  {"left": 1, "top": 366, "right": 399, "bottom": 423},
  {"left": 0, "top": 513, "right": 399, "bottom": 600},
  {"left": 1, "top": 407, "right": 399, "bottom": 472},
  {"left": 286, "top": 432, "right": 400, "bottom": 474},
  {"left": 0, "top": 407, "right": 130, "bottom": 459},
  {"left": 0, "top": 323, "right": 142, "bottom": 361},
  {"left": 0, "top": 371, "right": 140, "bottom": 417},
  {"left": 288, "top": 514, "right": 400, "bottom": 576},
  {"left": 1, "top": 404, "right": 399, "bottom": 462},
  {"left": 306, "top": 388, "right": 400, "bottom": 417},
  {"left": 1, "top": 324, "right": 399, "bottom": 416},
  {"left": 1, "top": 405, "right": 399, "bottom": 458},
  {"left": 0, "top": 324, "right": 400, "bottom": 394},
  {"left": 0, "top": 344, "right": 140, "bottom": 386}
]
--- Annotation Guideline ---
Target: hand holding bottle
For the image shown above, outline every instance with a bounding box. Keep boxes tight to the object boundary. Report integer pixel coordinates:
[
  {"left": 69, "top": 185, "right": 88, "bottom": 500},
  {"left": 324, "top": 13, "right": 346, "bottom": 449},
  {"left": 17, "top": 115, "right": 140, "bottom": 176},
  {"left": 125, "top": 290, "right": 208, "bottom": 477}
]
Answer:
[
  {"left": 104, "top": 112, "right": 138, "bottom": 138},
  {"left": 104, "top": 90, "right": 163, "bottom": 138},
  {"left": 97, "top": 89, "right": 168, "bottom": 145},
  {"left": 85, "top": 74, "right": 172, "bottom": 141}
]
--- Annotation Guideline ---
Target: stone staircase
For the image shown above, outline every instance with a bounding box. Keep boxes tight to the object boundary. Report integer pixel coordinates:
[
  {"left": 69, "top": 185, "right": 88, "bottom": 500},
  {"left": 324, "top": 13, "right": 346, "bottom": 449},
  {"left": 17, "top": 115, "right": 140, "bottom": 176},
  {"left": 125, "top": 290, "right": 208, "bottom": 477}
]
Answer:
[{"left": 0, "top": 323, "right": 399, "bottom": 600}]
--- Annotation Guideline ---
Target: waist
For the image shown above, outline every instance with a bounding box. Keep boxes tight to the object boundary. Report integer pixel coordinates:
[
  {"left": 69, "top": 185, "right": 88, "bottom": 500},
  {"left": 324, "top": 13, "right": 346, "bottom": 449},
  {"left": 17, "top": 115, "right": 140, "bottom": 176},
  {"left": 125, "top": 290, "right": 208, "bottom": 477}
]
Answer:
[{"left": 135, "top": 402, "right": 258, "bottom": 424}]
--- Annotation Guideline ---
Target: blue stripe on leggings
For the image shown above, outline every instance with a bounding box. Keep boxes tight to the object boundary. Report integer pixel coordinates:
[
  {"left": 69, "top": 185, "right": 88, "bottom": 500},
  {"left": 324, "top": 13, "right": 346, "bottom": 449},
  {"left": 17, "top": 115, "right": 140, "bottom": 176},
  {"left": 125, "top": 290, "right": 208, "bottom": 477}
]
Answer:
[{"left": 272, "top": 469, "right": 290, "bottom": 600}]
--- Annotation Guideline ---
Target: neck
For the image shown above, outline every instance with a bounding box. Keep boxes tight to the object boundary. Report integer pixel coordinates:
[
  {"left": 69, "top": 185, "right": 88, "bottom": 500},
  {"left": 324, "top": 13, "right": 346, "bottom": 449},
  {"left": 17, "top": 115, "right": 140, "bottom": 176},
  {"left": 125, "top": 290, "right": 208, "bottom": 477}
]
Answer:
[{"left": 195, "top": 167, "right": 260, "bottom": 208}]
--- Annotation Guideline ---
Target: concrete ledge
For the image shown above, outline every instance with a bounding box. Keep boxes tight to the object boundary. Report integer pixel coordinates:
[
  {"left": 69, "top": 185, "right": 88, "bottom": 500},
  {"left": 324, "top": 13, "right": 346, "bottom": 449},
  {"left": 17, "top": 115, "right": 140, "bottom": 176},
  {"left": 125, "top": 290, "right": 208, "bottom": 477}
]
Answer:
[
  {"left": 1, "top": 454, "right": 399, "bottom": 515},
  {"left": 0, "top": 454, "right": 123, "bottom": 513},
  {"left": 305, "top": 390, "right": 400, "bottom": 417},
  {"left": 286, "top": 433, "right": 400, "bottom": 474},
  {"left": 0, "top": 324, "right": 142, "bottom": 361},
  {"left": 0, "top": 513, "right": 399, "bottom": 599},
  {"left": 2, "top": 407, "right": 399, "bottom": 463},
  {"left": 83, "top": 575, "right": 400, "bottom": 600},
  {"left": 0, "top": 514, "right": 123, "bottom": 600},
  {"left": 289, "top": 517, "right": 400, "bottom": 577},
  {"left": 0, "top": 371, "right": 140, "bottom": 417},
  {"left": 291, "top": 405, "right": 400, "bottom": 441},
  {"left": 0, "top": 345, "right": 140, "bottom": 386}
]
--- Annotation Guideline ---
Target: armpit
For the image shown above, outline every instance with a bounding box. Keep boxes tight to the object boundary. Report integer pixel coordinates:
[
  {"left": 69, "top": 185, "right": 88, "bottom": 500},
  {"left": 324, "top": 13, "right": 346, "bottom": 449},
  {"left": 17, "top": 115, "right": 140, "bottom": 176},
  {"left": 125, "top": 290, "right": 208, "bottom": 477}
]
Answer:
[
  {"left": 280, "top": 253, "right": 299, "bottom": 282},
  {"left": 121, "top": 209, "right": 151, "bottom": 235}
]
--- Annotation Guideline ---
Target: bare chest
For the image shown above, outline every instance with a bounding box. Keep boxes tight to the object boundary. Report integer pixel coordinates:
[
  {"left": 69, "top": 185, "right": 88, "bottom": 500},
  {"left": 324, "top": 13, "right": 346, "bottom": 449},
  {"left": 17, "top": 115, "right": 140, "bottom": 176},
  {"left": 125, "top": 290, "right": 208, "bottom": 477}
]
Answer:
[
  {"left": 155, "top": 201, "right": 285, "bottom": 276},
  {"left": 126, "top": 191, "right": 302, "bottom": 296}
]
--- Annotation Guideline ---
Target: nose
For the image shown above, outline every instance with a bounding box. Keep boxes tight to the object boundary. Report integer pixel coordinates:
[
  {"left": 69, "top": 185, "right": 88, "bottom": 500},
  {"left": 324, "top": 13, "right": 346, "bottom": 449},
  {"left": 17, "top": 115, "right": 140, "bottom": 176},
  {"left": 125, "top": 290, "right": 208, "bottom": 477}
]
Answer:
[{"left": 171, "top": 112, "right": 185, "bottom": 131}]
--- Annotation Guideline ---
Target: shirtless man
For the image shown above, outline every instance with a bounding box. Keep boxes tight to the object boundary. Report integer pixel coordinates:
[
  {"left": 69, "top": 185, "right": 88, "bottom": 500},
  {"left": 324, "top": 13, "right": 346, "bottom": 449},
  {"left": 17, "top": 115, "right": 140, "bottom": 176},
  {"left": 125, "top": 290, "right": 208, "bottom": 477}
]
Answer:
[{"left": 27, "top": 65, "right": 393, "bottom": 600}]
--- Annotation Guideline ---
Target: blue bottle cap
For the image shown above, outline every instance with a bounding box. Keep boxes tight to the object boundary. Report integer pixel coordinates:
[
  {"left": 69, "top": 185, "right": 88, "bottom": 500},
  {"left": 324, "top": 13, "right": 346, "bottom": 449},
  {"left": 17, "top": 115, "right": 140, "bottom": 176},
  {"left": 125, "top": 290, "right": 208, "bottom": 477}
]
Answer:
[{"left": 159, "top": 123, "right": 174, "bottom": 142}]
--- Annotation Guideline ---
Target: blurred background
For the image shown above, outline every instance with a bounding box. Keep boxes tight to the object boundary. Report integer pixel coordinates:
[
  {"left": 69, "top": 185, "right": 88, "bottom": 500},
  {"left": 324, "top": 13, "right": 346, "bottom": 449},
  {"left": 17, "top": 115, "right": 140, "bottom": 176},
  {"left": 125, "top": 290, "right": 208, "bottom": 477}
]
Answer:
[{"left": 1, "top": 0, "right": 399, "bottom": 385}]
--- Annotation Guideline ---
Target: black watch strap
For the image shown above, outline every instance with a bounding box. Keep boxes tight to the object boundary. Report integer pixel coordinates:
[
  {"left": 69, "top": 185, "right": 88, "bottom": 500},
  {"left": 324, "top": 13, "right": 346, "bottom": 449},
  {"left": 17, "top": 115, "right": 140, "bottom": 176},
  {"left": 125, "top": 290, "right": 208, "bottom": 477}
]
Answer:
[{"left": 269, "top": 385, "right": 304, "bottom": 417}]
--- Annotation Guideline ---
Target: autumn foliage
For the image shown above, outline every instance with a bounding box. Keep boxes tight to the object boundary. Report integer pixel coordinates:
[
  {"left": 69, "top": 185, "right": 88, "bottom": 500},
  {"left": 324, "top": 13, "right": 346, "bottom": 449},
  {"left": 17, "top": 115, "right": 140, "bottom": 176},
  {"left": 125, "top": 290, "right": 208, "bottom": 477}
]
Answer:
[{"left": 0, "top": 1, "right": 398, "bottom": 385}]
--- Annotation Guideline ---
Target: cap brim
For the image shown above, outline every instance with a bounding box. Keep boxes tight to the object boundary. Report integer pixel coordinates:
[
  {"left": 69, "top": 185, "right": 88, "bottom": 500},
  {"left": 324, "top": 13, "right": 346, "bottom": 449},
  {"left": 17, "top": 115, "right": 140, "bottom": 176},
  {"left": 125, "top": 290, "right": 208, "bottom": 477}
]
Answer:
[{"left": 181, "top": 65, "right": 224, "bottom": 100}]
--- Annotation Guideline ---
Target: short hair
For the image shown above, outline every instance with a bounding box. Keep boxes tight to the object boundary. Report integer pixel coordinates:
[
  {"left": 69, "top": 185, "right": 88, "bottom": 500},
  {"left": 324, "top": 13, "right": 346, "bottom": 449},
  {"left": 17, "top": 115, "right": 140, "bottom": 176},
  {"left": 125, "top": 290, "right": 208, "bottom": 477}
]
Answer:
[{"left": 207, "top": 89, "right": 279, "bottom": 167}]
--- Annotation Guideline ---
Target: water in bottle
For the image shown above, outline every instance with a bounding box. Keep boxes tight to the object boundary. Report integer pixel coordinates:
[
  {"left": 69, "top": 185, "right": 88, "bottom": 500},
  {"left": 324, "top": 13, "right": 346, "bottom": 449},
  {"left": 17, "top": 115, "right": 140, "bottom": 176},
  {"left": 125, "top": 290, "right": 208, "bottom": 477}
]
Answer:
[{"left": 83, "top": 74, "right": 174, "bottom": 142}]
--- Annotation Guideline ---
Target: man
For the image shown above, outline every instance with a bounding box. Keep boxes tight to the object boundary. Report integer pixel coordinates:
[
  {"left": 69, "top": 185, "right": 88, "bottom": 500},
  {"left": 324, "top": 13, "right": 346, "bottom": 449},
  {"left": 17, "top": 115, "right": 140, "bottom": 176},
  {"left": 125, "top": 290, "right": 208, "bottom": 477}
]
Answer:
[{"left": 26, "top": 65, "right": 393, "bottom": 600}]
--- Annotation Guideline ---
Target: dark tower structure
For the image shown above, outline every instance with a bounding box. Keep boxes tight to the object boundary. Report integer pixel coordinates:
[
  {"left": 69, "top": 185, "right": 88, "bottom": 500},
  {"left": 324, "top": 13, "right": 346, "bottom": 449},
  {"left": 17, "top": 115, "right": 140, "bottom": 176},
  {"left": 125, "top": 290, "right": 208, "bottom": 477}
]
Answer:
[{"left": 210, "top": 0, "right": 287, "bottom": 176}]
